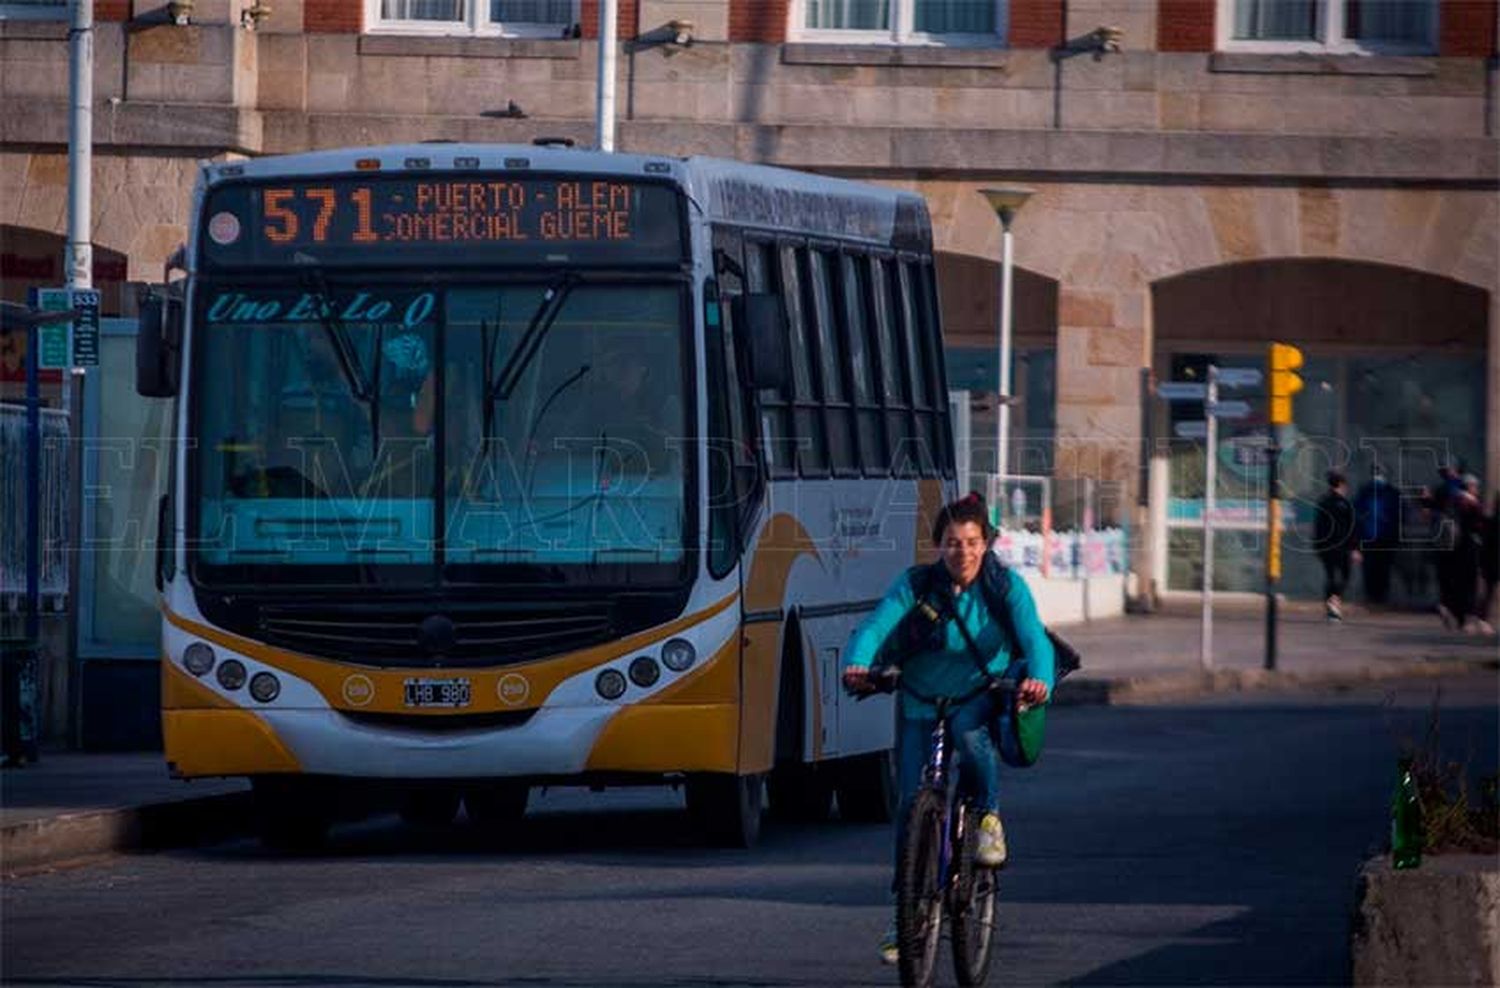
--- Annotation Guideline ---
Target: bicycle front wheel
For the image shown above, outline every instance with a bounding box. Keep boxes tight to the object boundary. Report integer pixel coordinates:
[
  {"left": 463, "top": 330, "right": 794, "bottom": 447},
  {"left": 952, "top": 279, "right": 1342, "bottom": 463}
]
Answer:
[
  {"left": 897, "top": 788, "right": 946, "bottom": 988},
  {"left": 951, "top": 807, "right": 999, "bottom": 986}
]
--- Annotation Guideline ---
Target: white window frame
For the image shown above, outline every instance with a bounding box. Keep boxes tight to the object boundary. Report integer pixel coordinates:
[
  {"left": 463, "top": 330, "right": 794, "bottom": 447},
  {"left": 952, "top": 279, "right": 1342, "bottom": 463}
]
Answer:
[
  {"left": 364, "top": 0, "right": 576, "bottom": 38},
  {"left": 0, "top": 1, "right": 69, "bottom": 22},
  {"left": 788, "top": 0, "right": 1007, "bottom": 47},
  {"left": 1215, "top": 0, "right": 1437, "bottom": 55}
]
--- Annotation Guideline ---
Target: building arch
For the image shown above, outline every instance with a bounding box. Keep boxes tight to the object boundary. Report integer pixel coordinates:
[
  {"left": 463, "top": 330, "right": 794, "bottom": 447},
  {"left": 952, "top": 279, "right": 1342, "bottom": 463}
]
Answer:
[{"left": 0, "top": 225, "right": 130, "bottom": 315}]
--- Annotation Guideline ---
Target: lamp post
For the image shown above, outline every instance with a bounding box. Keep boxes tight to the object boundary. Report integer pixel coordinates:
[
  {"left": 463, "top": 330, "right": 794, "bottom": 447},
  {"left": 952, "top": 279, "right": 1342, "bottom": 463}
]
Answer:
[{"left": 980, "top": 186, "right": 1033, "bottom": 507}]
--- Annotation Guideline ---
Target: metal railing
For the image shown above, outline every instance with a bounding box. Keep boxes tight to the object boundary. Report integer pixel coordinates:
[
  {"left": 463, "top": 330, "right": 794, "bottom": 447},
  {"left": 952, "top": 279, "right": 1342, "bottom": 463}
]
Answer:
[{"left": 1, "top": 404, "right": 71, "bottom": 610}]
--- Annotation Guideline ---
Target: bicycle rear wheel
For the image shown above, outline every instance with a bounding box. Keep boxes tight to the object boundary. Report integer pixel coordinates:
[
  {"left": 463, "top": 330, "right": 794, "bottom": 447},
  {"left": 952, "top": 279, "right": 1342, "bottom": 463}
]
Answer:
[
  {"left": 896, "top": 788, "right": 946, "bottom": 988},
  {"left": 950, "top": 807, "right": 999, "bottom": 986}
]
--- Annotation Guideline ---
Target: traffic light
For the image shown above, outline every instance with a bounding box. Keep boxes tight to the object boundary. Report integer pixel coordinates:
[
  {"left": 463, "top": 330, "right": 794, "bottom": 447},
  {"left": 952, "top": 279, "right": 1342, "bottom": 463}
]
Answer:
[{"left": 1268, "top": 342, "right": 1303, "bottom": 425}]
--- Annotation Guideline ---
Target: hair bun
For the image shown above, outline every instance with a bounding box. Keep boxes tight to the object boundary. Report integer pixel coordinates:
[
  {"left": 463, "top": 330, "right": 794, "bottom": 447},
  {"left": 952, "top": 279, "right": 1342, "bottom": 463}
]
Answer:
[{"left": 963, "top": 491, "right": 985, "bottom": 506}]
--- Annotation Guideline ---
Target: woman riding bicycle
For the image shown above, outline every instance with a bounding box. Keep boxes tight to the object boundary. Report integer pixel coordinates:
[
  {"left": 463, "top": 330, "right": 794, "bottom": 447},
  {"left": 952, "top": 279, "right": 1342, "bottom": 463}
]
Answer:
[{"left": 842, "top": 493, "right": 1054, "bottom": 965}]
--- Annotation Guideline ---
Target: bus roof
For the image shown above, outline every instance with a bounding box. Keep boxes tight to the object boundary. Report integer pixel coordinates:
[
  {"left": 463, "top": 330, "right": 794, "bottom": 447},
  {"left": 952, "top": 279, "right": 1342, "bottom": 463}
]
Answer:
[{"left": 200, "top": 144, "right": 932, "bottom": 252}]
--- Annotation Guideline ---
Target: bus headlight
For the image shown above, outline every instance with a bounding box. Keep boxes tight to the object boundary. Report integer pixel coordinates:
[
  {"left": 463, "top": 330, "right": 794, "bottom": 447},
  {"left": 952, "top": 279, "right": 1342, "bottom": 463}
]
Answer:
[
  {"left": 216, "top": 659, "right": 247, "bottom": 691},
  {"left": 628, "top": 656, "right": 660, "bottom": 688},
  {"left": 249, "top": 672, "right": 281, "bottom": 703},
  {"left": 661, "top": 639, "right": 696, "bottom": 672},
  {"left": 595, "top": 668, "right": 627, "bottom": 701},
  {"left": 183, "top": 642, "right": 216, "bottom": 677}
]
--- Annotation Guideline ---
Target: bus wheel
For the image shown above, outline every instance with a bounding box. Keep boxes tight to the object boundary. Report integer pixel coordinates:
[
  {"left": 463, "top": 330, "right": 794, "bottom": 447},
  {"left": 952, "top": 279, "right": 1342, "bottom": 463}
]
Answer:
[
  {"left": 768, "top": 762, "right": 833, "bottom": 823},
  {"left": 252, "top": 777, "right": 330, "bottom": 851},
  {"left": 464, "top": 782, "right": 528, "bottom": 832},
  {"left": 836, "top": 750, "right": 896, "bottom": 823},
  {"left": 686, "top": 772, "right": 764, "bottom": 848},
  {"left": 399, "top": 786, "right": 462, "bottom": 828}
]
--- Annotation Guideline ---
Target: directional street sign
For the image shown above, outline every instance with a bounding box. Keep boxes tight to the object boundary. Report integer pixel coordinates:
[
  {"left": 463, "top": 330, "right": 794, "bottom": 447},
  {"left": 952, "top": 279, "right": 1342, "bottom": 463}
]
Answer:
[
  {"left": 1208, "top": 399, "right": 1251, "bottom": 419},
  {"left": 1174, "top": 420, "right": 1208, "bottom": 439},
  {"left": 70, "top": 288, "right": 100, "bottom": 367},
  {"left": 31, "top": 288, "right": 71, "bottom": 370},
  {"left": 1157, "top": 382, "right": 1207, "bottom": 401},
  {"left": 1216, "top": 367, "right": 1263, "bottom": 388}
]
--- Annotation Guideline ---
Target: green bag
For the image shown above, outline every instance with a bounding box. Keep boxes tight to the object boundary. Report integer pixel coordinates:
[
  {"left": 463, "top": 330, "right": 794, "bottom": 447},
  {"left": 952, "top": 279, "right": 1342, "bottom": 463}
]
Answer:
[{"left": 996, "top": 696, "right": 1047, "bottom": 769}]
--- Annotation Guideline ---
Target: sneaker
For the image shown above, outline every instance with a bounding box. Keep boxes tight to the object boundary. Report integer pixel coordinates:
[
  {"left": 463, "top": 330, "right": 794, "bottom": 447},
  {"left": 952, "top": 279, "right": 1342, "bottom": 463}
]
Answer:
[
  {"left": 977, "top": 812, "right": 1007, "bottom": 868},
  {"left": 1326, "top": 597, "right": 1343, "bottom": 622},
  {"left": 878, "top": 922, "right": 898, "bottom": 965}
]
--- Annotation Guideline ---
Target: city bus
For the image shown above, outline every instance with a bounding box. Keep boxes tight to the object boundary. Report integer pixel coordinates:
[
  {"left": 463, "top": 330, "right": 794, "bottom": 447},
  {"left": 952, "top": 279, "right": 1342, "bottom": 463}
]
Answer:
[{"left": 137, "top": 143, "right": 956, "bottom": 848}]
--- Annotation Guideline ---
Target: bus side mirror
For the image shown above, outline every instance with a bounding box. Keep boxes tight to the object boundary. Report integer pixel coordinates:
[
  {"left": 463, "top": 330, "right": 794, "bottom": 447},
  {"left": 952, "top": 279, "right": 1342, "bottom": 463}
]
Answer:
[
  {"left": 136, "top": 291, "right": 182, "bottom": 398},
  {"left": 732, "top": 292, "right": 788, "bottom": 393}
]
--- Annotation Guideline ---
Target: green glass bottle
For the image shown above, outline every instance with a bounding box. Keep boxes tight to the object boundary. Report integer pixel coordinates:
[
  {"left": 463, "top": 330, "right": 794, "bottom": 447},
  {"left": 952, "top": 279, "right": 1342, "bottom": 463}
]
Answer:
[{"left": 1391, "top": 757, "right": 1423, "bottom": 870}]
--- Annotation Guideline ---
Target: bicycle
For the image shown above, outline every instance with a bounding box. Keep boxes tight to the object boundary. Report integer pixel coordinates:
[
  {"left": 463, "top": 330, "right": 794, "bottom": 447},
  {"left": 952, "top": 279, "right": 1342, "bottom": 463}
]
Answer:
[{"left": 853, "top": 665, "right": 1017, "bottom": 988}]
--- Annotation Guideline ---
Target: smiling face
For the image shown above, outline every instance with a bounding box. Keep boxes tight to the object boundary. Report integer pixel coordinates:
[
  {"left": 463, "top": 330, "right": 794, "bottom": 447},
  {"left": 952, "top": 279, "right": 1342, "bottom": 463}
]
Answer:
[{"left": 941, "top": 520, "right": 988, "bottom": 589}]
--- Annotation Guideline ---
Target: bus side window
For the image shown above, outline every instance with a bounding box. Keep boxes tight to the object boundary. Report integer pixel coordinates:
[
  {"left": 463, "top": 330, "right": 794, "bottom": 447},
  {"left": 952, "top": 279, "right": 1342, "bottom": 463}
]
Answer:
[
  {"left": 841, "top": 254, "right": 887, "bottom": 477},
  {"left": 897, "top": 260, "right": 936, "bottom": 478},
  {"left": 806, "top": 248, "right": 856, "bottom": 476},
  {"left": 709, "top": 226, "right": 765, "bottom": 562},
  {"left": 746, "top": 239, "right": 795, "bottom": 478},
  {"left": 914, "top": 262, "right": 955, "bottom": 479},
  {"left": 781, "top": 245, "right": 827, "bottom": 478},
  {"left": 870, "top": 257, "right": 912, "bottom": 478}
]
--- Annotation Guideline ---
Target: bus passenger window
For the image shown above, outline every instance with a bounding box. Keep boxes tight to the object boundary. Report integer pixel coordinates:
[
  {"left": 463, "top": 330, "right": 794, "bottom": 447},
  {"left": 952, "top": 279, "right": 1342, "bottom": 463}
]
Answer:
[
  {"left": 871, "top": 259, "right": 913, "bottom": 477},
  {"left": 897, "top": 261, "right": 936, "bottom": 478},
  {"left": 746, "top": 240, "right": 795, "bottom": 478},
  {"left": 782, "top": 246, "right": 827, "bottom": 477},
  {"left": 841, "top": 254, "right": 887, "bottom": 476},
  {"left": 807, "top": 249, "right": 855, "bottom": 475}
]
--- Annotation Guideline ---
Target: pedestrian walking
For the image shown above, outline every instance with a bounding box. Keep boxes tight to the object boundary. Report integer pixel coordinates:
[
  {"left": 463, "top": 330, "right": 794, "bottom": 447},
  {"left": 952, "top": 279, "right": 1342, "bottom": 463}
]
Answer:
[
  {"left": 1353, "top": 465, "right": 1400, "bottom": 605},
  {"left": 1436, "top": 475, "right": 1484, "bottom": 632},
  {"left": 1477, "top": 493, "right": 1499, "bottom": 635},
  {"left": 1313, "top": 470, "right": 1359, "bottom": 622}
]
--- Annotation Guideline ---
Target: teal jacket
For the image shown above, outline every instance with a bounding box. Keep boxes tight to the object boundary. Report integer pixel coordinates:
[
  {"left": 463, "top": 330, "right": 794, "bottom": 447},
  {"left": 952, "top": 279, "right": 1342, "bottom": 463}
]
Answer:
[{"left": 845, "top": 562, "right": 1055, "bottom": 719}]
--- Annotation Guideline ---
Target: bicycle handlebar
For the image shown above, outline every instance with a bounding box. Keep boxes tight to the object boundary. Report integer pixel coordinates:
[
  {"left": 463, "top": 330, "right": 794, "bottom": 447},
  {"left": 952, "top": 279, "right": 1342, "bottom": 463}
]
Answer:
[{"left": 846, "top": 664, "right": 1018, "bottom": 708}]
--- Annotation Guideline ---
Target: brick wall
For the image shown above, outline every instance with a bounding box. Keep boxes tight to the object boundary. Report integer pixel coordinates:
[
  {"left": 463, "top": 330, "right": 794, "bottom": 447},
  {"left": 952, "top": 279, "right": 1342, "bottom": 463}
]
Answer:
[
  {"left": 729, "top": 0, "right": 788, "bottom": 43},
  {"left": 1008, "top": 0, "right": 1063, "bottom": 48},
  {"left": 96, "top": 0, "right": 130, "bottom": 21},
  {"left": 1157, "top": 0, "right": 1214, "bottom": 51},
  {"left": 579, "top": 0, "right": 639, "bottom": 39},
  {"left": 305, "top": 0, "right": 361, "bottom": 33},
  {"left": 1440, "top": 0, "right": 1498, "bottom": 56}
]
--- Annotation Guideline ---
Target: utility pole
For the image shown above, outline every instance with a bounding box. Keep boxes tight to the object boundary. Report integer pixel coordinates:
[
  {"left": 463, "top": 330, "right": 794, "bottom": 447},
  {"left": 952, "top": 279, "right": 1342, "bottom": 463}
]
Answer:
[
  {"left": 1201, "top": 364, "right": 1218, "bottom": 671},
  {"left": 595, "top": 0, "right": 617, "bottom": 151}
]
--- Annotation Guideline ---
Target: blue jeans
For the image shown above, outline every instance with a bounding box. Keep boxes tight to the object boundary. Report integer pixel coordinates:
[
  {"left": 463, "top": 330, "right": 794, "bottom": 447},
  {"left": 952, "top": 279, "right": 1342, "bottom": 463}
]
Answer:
[{"left": 890, "top": 690, "right": 1001, "bottom": 887}]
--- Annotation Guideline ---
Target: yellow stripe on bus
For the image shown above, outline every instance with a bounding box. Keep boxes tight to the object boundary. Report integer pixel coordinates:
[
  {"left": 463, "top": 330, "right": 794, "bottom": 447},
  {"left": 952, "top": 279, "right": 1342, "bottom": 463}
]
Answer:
[{"left": 163, "top": 708, "right": 302, "bottom": 776}]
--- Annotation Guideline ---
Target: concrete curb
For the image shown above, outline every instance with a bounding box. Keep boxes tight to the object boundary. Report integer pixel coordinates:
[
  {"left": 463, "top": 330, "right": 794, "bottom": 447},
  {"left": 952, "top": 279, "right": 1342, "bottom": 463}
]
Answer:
[
  {"left": 1351, "top": 854, "right": 1500, "bottom": 985},
  {"left": 1053, "top": 657, "right": 1497, "bottom": 706},
  {"left": 1, "top": 791, "right": 252, "bottom": 873}
]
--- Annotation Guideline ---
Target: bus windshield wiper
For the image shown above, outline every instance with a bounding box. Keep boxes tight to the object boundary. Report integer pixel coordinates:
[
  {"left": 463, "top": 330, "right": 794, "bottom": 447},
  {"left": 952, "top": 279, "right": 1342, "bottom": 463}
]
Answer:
[
  {"left": 488, "top": 273, "right": 577, "bottom": 404},
  {"left": 299, "top": 267, "right": 372, "bottom": 405},
  {"left": 298, "top": 266, "right": 385, "bottom": 456}
]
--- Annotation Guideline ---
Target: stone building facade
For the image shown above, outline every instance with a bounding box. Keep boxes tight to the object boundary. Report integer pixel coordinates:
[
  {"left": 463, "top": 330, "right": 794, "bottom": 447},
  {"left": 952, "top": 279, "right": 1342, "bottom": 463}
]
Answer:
[{"left": 3, "top": 0, "right": 1497, "bottom": 613}]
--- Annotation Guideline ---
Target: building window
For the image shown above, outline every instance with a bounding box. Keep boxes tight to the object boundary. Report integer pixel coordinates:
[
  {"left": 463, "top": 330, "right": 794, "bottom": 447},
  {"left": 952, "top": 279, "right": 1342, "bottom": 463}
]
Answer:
[
  {"left": 793, "top": 0, "right": 1007, "bottom": 44},
  {"left": 1218, "top": 0, "right": 1436, "bottom": 53},
  {"left": 0, "top": 0, "right": 68, "bottom": 20},
  {"left": 368, "top": 0, "right": 575, "bottom": 36}
]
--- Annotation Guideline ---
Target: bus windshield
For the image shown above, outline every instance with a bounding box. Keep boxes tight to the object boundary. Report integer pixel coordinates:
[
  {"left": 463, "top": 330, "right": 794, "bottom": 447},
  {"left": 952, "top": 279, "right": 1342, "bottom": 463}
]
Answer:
[{"left": 192, "top": 279, "right": 689, "bottom": 585}]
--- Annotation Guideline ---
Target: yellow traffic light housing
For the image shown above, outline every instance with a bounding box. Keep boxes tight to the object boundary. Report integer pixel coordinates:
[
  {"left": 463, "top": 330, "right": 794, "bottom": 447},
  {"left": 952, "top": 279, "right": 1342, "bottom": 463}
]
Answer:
[{"left": 1269, "top": 342, "right": 1303, "bottom": 425}]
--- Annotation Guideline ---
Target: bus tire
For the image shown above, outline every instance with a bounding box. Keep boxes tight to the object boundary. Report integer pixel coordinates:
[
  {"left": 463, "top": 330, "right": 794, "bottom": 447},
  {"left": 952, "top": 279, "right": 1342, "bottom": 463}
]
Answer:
[
  {"left": 837, "top": 749, "right": 896, "bottom": 823},
  {"left": 768, "top": 762, "right": 833, "bottom": 822},
  {"left": 685, "top": 772, "right": 763, "bottom": 848},
  {"left": 252, "top": 776, "right": 330, "bottom": 851},
  {"left": 399, "top": 786, "right": 462, "bottom": 828},
  {"left": 464, "top": 782, "right": 529, "bottom": 831}
]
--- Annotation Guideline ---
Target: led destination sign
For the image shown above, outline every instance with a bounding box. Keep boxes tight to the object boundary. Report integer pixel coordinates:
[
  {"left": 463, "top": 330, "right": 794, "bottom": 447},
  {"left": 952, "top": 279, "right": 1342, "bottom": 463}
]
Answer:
[{"left": 202, "top": 175, "right": 684, "bottom": 266}]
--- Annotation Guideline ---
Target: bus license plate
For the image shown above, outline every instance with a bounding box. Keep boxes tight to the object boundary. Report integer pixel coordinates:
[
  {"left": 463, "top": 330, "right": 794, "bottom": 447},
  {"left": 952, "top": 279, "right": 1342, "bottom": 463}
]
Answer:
[{"left": 403, "top": 677, "right": 472, "bottom": 708}]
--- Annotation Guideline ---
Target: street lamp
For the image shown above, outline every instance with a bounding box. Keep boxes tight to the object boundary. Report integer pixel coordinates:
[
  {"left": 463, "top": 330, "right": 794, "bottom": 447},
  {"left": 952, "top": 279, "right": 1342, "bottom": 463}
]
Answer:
[{"left": 980, "top": 185, "right": 1033, "bottom": 503}]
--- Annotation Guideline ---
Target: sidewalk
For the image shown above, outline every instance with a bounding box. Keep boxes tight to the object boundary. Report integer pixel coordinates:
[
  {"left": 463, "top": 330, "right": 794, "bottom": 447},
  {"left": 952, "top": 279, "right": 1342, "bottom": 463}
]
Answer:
[{"left": 2, "top": 607, "right": 1494, "bottom": 871}]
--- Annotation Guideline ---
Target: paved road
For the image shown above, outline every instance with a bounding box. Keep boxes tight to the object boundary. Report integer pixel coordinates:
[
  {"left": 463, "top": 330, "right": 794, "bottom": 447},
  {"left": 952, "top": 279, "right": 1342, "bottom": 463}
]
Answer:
[{"left": 4, "top": 675, "right": 1494, "bottom": 987}]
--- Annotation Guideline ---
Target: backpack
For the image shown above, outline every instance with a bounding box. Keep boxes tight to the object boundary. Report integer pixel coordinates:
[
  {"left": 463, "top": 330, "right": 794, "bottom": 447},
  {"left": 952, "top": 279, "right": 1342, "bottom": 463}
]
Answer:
[{"left": 887, "top": 555, "right": 1081, "bottom": 768}]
